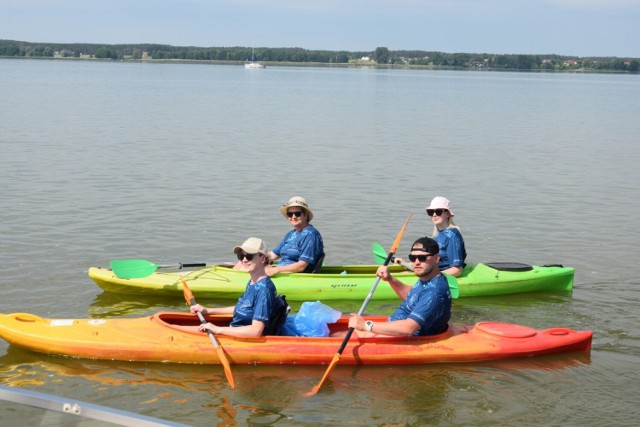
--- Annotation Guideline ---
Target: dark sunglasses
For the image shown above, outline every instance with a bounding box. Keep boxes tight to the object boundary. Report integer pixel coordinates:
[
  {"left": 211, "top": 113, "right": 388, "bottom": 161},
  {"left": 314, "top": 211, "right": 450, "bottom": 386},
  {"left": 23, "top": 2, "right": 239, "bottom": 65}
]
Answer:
[
  {"left": 426, "top": 209, "right": 447, "bottom": 217},
  {"left": 286, "top": 211, "right": 304, "bottom": 218},
  {"left": 236, "top": 252, "right": 257, "bottom": 261},
  {"left": 408, "top": 253, "right": 435, "bottom": 262}
]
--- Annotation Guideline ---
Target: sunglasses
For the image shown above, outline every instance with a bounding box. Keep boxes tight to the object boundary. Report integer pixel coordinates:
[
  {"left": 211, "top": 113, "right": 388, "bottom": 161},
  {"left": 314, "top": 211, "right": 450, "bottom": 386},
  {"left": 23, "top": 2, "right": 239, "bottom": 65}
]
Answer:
[
  {"left": 286, "top": 211, "right": 304, "bottom": 218},
  {"left": 408, "top": 253, "right": 435, "bottom": 262},
  {"left": 236, "top": 252, "right": 258, "bottom": 261},
  {"left": 426, "top": 209, "right": 447, "bottom": 217}
]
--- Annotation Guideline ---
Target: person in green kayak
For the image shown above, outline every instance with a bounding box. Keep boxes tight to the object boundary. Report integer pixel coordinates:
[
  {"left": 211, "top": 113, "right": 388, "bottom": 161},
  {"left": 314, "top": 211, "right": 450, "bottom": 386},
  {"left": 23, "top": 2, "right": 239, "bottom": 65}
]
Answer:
[
  {"left": 396, "top": 196, "right": 467, "bottom": 277},
  {"left": 340, "top": 236, "right": 452, "bottom": 337},
  {"left": 265, "top": 196, "right": 325, "bottom": 275},
  {"left": 187, "top": 237, "right": 285, "bottom": 337}
]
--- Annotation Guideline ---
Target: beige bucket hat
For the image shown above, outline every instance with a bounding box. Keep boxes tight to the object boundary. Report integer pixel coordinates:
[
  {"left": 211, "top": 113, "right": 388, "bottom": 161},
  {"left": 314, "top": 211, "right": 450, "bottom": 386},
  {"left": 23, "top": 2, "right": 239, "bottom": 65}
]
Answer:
[{"left": 279, "top": 196, "right": 314, "bottom": 221}]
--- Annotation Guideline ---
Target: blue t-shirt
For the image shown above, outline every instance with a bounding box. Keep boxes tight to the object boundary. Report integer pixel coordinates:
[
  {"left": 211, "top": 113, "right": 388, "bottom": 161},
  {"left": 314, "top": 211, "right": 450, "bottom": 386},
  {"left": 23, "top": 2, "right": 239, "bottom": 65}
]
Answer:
[
  {"left": 434, "top": 228, "right": 466, "bottom": 270},
  {"left": 273, "top": 225, "right": 324, "bottom": 273},
  {"left": 231, "top": 276, "right": 278, "bottom": 335},
  {"left": 388, "top": 274, "right": 452, "bottom": 336}
]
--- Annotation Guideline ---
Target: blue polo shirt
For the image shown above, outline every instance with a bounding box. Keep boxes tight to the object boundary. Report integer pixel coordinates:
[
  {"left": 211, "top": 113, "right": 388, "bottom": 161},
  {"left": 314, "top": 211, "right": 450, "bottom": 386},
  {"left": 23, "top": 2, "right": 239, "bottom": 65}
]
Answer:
[
  {"left": 231, "top": 276, "right": 278, "bottom": 335},
  {"left": 435, "top": 228, "right": 466, "bottom": 270},
  {"left": 388, "top": 274, "right": 452, "bottom": 336},
  {"left": 273, "top": 225, "right": 324, "bottom": 273}
]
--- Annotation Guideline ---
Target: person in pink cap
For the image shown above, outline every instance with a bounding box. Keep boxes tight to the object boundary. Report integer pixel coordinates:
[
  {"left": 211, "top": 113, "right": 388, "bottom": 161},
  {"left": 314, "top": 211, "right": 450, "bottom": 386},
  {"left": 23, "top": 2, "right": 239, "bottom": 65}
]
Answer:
[
  {"left": 424, "top": 196, "right": 466, "bottom": 277},
  {"left": 396, "top": 196, "right": 467, "bottom": 277}
]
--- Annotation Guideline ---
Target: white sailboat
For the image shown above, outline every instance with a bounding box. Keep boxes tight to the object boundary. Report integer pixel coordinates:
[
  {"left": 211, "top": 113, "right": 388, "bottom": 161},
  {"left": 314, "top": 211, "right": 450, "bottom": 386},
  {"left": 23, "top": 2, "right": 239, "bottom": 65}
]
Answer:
[{"left": 244, "top": 46, "right": 265, "bottom": 69}]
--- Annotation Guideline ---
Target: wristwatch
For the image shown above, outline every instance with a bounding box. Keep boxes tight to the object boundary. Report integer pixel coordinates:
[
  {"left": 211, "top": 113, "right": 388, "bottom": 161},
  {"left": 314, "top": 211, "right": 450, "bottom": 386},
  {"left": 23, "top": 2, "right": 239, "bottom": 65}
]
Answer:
[{"left": 365, "top": 320, "right": 374, "bottom": 332}]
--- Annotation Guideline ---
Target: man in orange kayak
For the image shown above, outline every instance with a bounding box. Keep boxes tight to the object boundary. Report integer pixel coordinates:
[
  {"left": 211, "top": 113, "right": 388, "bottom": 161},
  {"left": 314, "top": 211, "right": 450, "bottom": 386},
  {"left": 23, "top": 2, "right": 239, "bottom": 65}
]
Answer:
[{"left": 348, "top": 236, "right": 452, "bottom": 337}]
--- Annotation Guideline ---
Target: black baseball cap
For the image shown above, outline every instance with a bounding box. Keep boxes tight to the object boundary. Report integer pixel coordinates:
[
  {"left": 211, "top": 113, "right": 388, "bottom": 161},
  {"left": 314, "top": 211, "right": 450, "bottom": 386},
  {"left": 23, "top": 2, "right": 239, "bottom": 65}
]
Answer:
[{"left": 411, "top": 237, "right": 439, "bottom": 255}]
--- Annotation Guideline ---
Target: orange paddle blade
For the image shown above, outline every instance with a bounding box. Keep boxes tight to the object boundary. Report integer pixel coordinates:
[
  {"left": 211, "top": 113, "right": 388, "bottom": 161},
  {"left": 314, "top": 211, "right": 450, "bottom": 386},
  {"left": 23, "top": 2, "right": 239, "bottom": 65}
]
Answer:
[
  {"left": 216, "top": 347, "right": 236, "bottom": 389},
  {"left": 389, "top": 212, "right": 413, "bottom": 255},
  {"left": 305, "top": 352, "right": 341, "bottom": 397},
  {"left": 181, "top": 278, "right": 196, "bottom": 305}
]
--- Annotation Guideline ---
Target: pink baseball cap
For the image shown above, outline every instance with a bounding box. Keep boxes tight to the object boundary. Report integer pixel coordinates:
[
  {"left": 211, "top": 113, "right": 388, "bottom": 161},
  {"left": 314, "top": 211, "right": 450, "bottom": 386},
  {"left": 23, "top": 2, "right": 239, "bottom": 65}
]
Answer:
[{"left": 426, "top": 196, "right": 454, "bottom": 216}]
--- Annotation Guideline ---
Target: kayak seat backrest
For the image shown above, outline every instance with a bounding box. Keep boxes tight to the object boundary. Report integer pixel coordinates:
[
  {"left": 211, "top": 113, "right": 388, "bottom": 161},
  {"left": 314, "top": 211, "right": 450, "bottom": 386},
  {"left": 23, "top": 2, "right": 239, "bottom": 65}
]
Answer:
[
  {"left": 485, "top": 262, "right": 533, "bottom": 272},
  {"left": 265, "top": 294, "right": 290, "bottom": 336},
  {"left": 311, "top": 254, "right": 325, "bottom": 273}
]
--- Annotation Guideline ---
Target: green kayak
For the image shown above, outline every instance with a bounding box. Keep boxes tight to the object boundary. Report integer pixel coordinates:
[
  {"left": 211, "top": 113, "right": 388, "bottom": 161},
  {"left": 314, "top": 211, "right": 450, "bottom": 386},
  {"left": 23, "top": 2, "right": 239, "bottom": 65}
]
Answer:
[{"left": 88, "top": 262, "right": 573, "bottom": 300}]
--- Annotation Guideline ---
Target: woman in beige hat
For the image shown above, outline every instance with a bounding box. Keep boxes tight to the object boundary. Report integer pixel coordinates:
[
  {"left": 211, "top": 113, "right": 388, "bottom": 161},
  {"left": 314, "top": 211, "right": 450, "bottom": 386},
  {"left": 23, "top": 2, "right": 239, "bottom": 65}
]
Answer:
[
  {"left": 187, "top": 237, "right": 287, "bottom": 337},
  {"left": 266, "top": 196, "right": 325, "bottom": 275}
]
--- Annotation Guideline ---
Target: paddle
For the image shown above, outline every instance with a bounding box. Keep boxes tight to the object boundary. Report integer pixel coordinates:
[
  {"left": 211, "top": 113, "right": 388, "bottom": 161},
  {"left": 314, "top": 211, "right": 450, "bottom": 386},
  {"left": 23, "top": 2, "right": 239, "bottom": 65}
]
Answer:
[
  {"left": 444, "top": 274, "right": 460, "bottom": 299},
  {"left": 373, "top": 242, "right": 413, "bottom": 271},
  {"left": 371, "top": 242, "right": 389, "bottom": 265},
  {"left": 110, "top": 259, "right": 207, "bottom": 279},
  {"left": 180, "top": 277, "right": 235, "bottom": 389},
  {"left": 306, "top": 213, "right": 413, "bottom": 396}
]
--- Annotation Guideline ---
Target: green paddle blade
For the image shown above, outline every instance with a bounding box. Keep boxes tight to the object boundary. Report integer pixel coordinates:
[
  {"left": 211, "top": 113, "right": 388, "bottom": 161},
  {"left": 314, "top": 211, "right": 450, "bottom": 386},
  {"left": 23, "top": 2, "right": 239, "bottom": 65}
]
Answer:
[
  {"left": 444, "top": 273, "right": 460, "bottom": 299},
  {"left": 372, "top": 242, "right": 388, "bottom": 264},
  {"left": 110, "top": 259, "right": 163, "bottom": 279}
]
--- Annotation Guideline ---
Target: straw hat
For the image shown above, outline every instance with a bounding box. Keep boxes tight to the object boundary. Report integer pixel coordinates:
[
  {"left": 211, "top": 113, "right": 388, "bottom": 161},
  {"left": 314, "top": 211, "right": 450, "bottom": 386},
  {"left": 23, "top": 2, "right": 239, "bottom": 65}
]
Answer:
[{"left": 279, "top": 196, "right": 313, "bottom": 221}]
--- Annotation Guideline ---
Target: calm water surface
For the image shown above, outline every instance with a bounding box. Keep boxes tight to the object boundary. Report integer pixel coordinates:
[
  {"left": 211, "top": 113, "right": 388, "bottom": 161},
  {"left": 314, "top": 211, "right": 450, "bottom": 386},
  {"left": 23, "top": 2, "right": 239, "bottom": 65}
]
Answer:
[{"left": 1, "top": 59, "right": 639, "bottom": 426}]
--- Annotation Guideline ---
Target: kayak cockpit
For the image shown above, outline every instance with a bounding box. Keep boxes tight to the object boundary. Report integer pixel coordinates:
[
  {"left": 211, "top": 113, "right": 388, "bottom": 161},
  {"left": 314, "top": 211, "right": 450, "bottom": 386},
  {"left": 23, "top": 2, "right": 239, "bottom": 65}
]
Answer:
[
  {"left": 150, "top": 311, "right": 452, "bottom": 341},
  {"left": 152, "top": 312, "right": 232, "bottom": 329}
]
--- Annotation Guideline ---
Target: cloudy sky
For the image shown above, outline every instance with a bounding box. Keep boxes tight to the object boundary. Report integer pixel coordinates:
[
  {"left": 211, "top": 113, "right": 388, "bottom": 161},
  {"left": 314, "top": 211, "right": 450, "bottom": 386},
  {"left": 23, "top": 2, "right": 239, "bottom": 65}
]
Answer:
[{"left": 2, "top": 0, "right": 638, "bottom": 57}]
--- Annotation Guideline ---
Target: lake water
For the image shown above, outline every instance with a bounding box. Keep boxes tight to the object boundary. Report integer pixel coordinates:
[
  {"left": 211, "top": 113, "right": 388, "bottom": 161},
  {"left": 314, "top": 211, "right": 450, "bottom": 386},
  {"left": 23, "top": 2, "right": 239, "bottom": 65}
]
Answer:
[{"left": 1, "top": 58, "right": 639, "bottom": 426}]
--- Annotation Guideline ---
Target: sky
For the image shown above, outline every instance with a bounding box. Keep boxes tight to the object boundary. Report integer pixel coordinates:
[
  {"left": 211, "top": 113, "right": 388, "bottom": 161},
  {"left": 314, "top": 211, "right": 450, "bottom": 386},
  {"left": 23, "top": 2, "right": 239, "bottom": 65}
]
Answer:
[{"left": 1, "top": 0, "right": 639, "bottom": 58}]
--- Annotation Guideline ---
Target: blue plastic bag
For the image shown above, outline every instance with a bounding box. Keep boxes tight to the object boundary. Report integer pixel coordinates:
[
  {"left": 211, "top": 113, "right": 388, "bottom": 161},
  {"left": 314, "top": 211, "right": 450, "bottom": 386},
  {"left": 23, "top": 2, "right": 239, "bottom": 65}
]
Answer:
[{"left": 293, "top": 301, "right": 342, "bottom": 337}]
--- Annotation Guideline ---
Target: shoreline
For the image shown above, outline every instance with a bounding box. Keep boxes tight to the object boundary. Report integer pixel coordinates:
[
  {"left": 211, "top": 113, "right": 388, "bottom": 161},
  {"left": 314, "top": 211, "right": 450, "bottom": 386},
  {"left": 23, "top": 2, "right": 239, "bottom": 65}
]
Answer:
[{"left": 1, "top": 56, "right": 633, "bottom": 75}]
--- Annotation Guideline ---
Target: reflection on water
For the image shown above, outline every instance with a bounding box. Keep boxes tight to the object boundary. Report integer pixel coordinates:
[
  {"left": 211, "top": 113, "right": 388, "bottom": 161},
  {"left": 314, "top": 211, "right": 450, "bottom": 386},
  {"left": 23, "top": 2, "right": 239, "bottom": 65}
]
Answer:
[
  {"left": 88, "top": 292, "right": 189, "bottom": 318},
  {"left": 0, "top": 346, "right": 592, "bottom": 426},
  {"left": 205, "top": 395, "right": 288, "bottom": 427}
]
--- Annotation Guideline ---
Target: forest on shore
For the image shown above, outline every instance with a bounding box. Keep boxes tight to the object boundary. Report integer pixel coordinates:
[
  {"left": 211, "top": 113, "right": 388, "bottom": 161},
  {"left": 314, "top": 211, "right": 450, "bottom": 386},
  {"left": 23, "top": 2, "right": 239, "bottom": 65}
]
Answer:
[{"left": 1, "top": 40, "right": 638, "bottom": 73}]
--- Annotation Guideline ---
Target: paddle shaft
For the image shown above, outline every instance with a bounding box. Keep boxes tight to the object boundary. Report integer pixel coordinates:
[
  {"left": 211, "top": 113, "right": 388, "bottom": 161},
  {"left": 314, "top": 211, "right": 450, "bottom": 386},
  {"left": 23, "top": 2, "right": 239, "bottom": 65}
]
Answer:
[
  {"left": 307, "top": 214, "right": 412, "bottom": 396},
  {"left": 181, "top": 278, "right": 235, "bottom": 388},
  {"left": 186, "top": 296, "right": 222, "bottom": 349},
  {"left": 373, "top": 242, "right": 413, "bottom": 271},
  {"left": 177, "top": 263, "right": 207, "bottom": 269},
  {"left": 144, "top": 263, "right": 207, "bottom": 269},
  {"left": 154, "top": 263, "right": 207, "bottom": 271},
  {"left": 335, "top": 251, "right": 393, "bottom": 354}
]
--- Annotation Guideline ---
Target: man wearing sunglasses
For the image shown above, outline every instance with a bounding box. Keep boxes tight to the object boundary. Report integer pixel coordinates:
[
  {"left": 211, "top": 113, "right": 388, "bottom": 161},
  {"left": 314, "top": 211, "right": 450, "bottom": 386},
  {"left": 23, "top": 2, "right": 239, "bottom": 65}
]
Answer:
[{"left": 348, "top": 237, "right": 452, "bottom": 337}]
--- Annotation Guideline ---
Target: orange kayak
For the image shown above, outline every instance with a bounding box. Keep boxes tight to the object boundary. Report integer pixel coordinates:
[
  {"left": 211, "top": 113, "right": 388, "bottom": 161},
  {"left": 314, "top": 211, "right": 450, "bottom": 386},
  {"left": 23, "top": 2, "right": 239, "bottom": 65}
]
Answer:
[{"left": 0, "top": 312, "right": 591, "bottom": 365}]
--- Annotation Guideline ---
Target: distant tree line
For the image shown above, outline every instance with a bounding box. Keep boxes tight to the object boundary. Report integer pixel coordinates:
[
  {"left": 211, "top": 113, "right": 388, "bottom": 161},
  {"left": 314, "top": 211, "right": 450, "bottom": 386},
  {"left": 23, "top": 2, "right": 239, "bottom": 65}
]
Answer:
[{"left": 1, "top": 40, "right": 638, "bottom": 73}]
